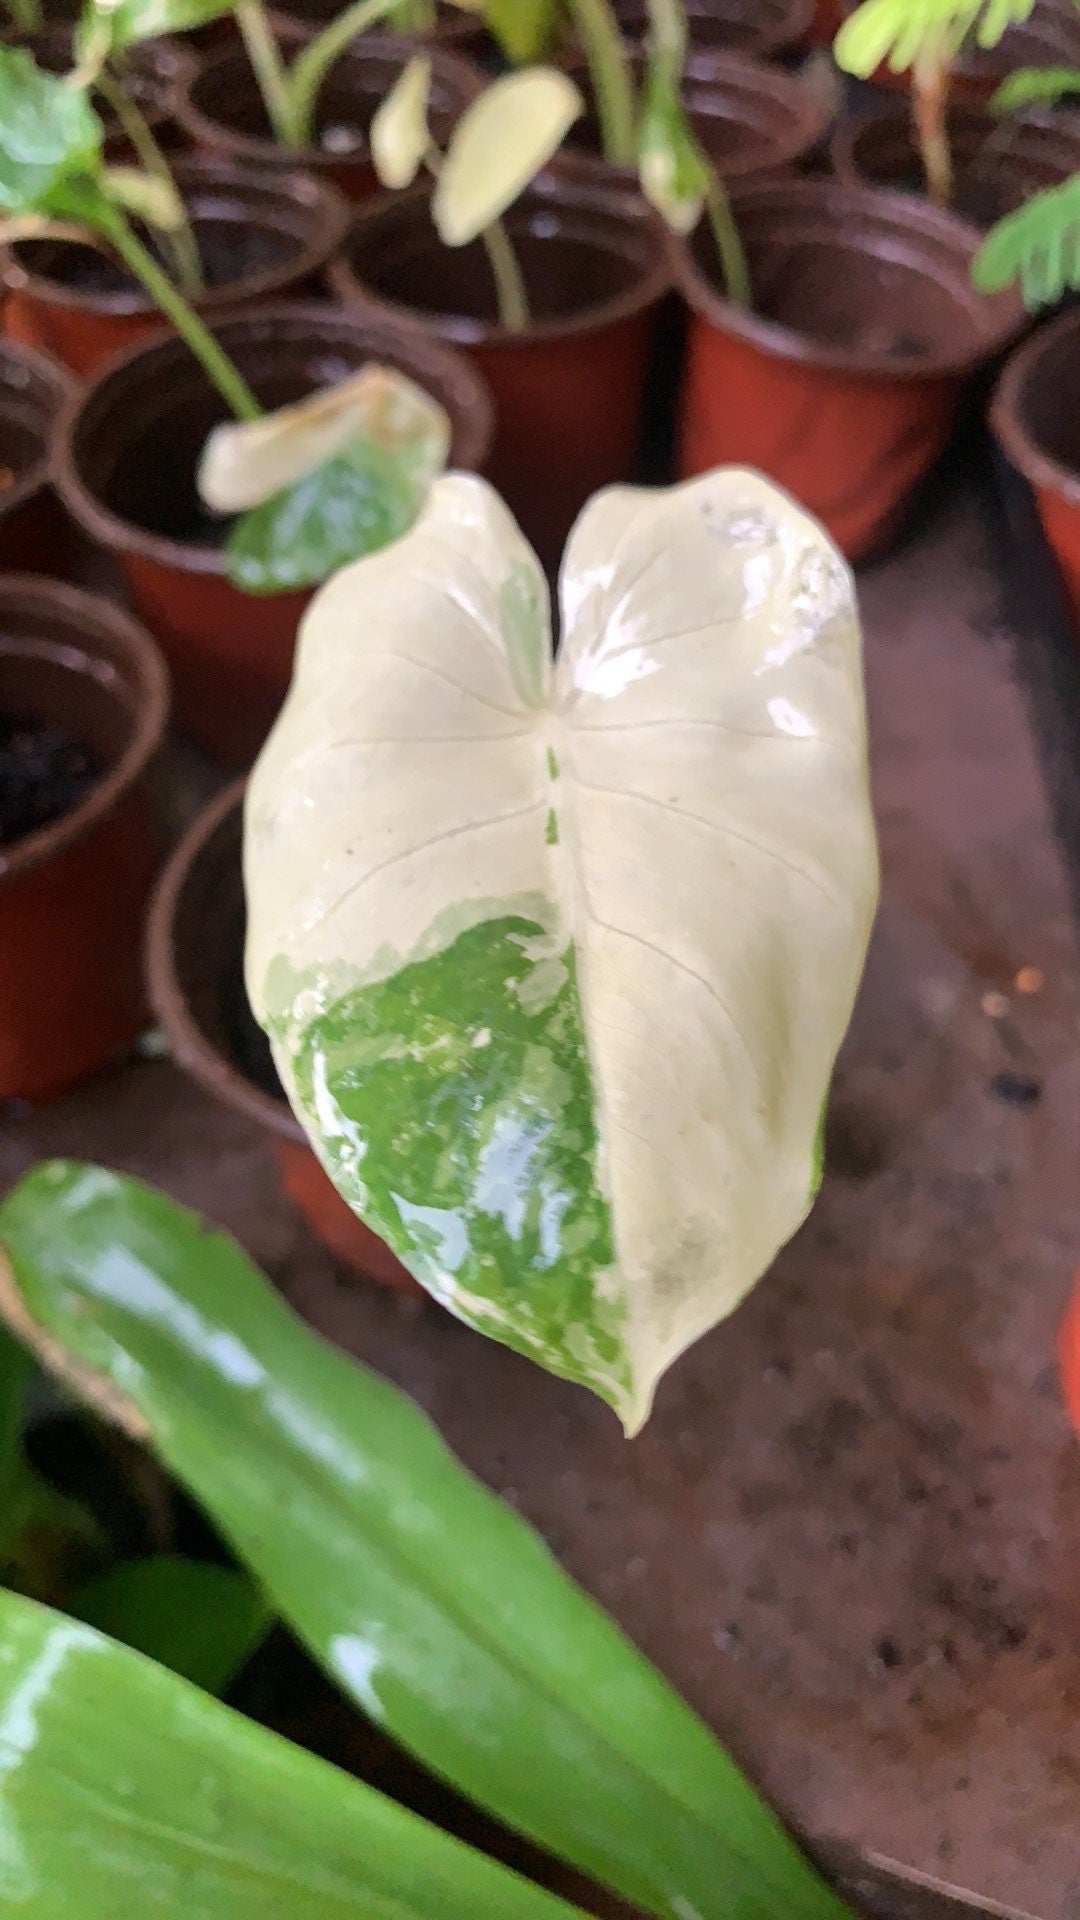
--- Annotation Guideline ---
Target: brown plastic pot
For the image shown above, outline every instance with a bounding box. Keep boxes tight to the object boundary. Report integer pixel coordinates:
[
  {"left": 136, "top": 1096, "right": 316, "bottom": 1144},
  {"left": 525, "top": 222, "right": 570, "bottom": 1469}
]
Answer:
[
  {"left": 54, "top": 303, "right": 494, "bottom": 765},
  {"left": 612, "top": 0, "right": 816, "bottom": 59},
  {"left": 175, "top": 31, "right": 481, "bottom": 202},
  {"left": 830, "top": 99, "right": 1080, "bottom": 228},
  {"left": 146, "top": 779, "right": 420, "bottom": 1293},
  {"left": 565, "top": 47, "right": 831, "bottom": 185},
  {"left": 2, "top": 160, "right": 350, "bottom": 380},
  {"left": 330, "top": 174, "right": 670, "bottom": 568},
  {"left": 674, "top": 177, "right": 1023, "bottom": 561},
  {"left": 0, "top": 576, "right": 168, "bottom": 1103},
  {"left": 269, "top": 0, "right": 486, "bottom": 52},
  {"left": 0, "top": 340, "right": 80, "bottom": 578},
  {"left": 990, "top": 307, "right": 1080, "bottom": 642},
  {"left": 0, "top": 29, "right": 193, "bottom": 154}
]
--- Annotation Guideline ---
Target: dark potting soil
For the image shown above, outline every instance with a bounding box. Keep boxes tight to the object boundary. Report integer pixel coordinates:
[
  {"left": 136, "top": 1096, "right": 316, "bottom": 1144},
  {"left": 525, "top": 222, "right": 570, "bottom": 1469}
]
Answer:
[
  {"left": 223, "top": 960, "right": 287, "bottom": 1105},
  {"left": 14, "top": 221, "right": 299, "bottom": 301},
  {"left": 0, "top": 711, "right": 102, "bottom": 847}
]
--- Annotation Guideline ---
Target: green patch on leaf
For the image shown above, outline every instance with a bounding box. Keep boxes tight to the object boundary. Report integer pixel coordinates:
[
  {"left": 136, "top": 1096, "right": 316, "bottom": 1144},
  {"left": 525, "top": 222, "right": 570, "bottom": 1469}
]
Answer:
[
  {"left": 277, "top": 916, "right": 629, "bottom": 1408},
  {"left": 225, "top": 439, "right": 428, "bottom": 595}
]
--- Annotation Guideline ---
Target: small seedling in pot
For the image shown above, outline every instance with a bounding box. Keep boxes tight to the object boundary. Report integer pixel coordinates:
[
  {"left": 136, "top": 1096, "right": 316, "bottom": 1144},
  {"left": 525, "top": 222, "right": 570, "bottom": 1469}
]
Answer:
[
  {"left": 833, "top": 0, "right": 1039, "bottom": 205},
  {"left": 972, "top": 63, "right": 1080, "bottom": 306}
]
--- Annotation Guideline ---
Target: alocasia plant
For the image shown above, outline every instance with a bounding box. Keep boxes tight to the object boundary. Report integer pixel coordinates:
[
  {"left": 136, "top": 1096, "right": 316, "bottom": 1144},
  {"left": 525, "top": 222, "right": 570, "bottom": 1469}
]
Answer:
[{"left": 243, "top": 468, "right": 879, "bottom": 1431}]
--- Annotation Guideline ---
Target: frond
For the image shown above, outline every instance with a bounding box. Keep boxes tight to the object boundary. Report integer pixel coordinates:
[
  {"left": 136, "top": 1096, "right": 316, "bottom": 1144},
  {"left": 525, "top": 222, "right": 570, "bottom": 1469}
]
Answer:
[
  {"left": 973, "top": 170, "right": 1080, "bottom": 308},
  {"left": 990, "top": 63, "right": 1080, "bottom": 111},
  {"left": 835, "top": 0, "right": 1036, "bottom": 77}
]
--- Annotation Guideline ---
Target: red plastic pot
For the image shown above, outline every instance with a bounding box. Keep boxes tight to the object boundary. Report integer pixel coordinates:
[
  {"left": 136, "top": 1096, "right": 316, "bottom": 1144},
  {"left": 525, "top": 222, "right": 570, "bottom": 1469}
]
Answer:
[
  {"left": 54, "top": 304, "right": 494, "bottom": 765},
  {"left": 175, "top": 31, "right": 481, "bottom": 202},
  {"left": 674, "top": 178, "right": 1023, "bottom": 560},
  {"left": 612, "top": 0, "right": 816, "bottom": 59},
  {"left": 2, "top": 160, "right": 349, "bottom": 379},
  {"left": 146, "top": 779, "right": 420, "bottom": 1294},
  {"left": 331, "top": 174, "right": 670, "bottom": 569},
  {"left": 990, "top": 306, "right": 1080, "bottom": 641},
  {"left": 830, "top": 98, "right": 1080, "bottom": 228},
  {"left": 0, "top": 340, "right": 80, "bottom": 578},
  {"left": 0, "top": 576, "right": 168, "bottom": 1103},
  {"left": 1061, "top": 1275, "right": 1080, "bottom": 1438}
]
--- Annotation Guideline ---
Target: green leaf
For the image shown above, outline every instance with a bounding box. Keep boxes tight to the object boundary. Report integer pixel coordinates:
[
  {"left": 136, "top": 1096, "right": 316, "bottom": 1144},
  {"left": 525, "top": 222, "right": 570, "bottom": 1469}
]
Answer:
[
  {"left": 0, "top": 1586, "right": 587, "bottom": 1919},
  {"left": 0, "top": 1161, "right": 852, "bottom": 1920},
  {"left": 973, "top": 170, "right": 1080, "bottom": 307},
  {"left": 77, "top": 0, "right": 235, "bottom": 59},
  {"left": 69, "top": 1554, "right": 273, "bottom": 1694},
  {"left": 990, "top": 62, "right": 1080, "bottom": 110},
  {"left": 246, "top": 471, "right": 876, "bottom": 1430},
  {"left": 0, "top": 45, "right": 103, "bottom": 217},
  {"left": 225, "top": 440, "right": 433, "bottom": 594},
  {"left": 0, "top": 1323, "right": 32, "bottom": 1506},
  {"left": 483, "top": 0, "right": 559, "bottom": 63},
  {"left": 834, "top": 0, "right": 1035, "bottom": 75},
  {"left": 637, "top": 51, "right": 709, "bottom": 233}
]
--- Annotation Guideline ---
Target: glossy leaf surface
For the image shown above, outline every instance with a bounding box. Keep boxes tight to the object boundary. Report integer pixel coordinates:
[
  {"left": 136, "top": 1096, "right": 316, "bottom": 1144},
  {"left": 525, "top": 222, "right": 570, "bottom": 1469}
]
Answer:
[
  {"left": 70, "top": 1554, "right": 272, "bottom": 1694},
  {"left": 0, "top": 1586, "right": 585, "bottom": 1919},
  {"left": 246, "top": 471, "right": 878, "bottom": 1430},
  {"left": 0, "top": 1162, "right": 851, "bottom": 1920}
]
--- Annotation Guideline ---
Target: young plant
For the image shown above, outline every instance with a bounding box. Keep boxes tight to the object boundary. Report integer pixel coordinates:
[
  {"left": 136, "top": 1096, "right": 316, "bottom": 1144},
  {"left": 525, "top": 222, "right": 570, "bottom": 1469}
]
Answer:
[
  {"left": 971, "top": 66, "right": 1080, "bottom": 308},
  {"left": 243, "top": 467, "right": 878, "bottom": 1432},
  {"left": 0, "top": 1160, "right": 856, "bottom": 1920},
  {"left": 833, "top": 0, "right": 1039, "bottom": 204},
  {"left": 371, "top": 58, "right": 584, "bottom": 330}
]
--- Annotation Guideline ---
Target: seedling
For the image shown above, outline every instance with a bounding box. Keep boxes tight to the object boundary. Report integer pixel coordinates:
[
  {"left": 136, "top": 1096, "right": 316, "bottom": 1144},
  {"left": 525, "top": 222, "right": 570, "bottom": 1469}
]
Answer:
[
  {"left": 972, "top": 64, "right": 1080, "bottom": 307},
  {"left": 834, "top": 0, "right": 1039, "bottom": 204}
]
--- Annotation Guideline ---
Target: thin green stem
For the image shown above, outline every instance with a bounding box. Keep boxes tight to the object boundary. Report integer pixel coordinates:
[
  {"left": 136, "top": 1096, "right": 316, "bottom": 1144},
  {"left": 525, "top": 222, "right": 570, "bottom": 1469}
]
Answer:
[
  {"left": 565, "top": 0, "right": 636, "bottom": 165},
  {"left": 287, "top": 0, "right": 400, "bottom": 147},
  {"left": 104, "top": 210, "right": 262, "bottom": 421},
  {"left": 481, "top": 217, "right": 530, "bottom": 332},
  {"left": 703, "top": 168, "right": 751, "bottom": 309},
  {"left": 95, "top": 67, "right": 205, "bottom": 297},
  {"left": 236, "top": 0, "right": 295, "bottom": 148}
]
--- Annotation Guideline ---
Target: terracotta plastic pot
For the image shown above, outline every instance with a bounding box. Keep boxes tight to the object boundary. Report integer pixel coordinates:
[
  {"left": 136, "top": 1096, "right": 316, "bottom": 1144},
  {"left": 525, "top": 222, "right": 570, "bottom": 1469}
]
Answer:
[
  {"left": 3, "top": 160, "right": 349, "bottom": 380},
  {"left": 175, "top": 31, "right": 481, "bottom": 202},
  {"left": 565, "top": 47, "right": 831, "bottom": 184},
  {"left": 613, "top": 0, "right": 815, "bottom": 58},
  {"left": 1061, "top": 1273, "right": 1080, "bottom": 1438},
  {"left": 830, "top": 99, "right": 1080, "bottom": 228},
  {"left": 54, "top": 304, "right": 494, "bottom": 765},
  {"left": 0, "top": 339, "right": 80, "bottom": 577},
  {"left": 0, "top": 576, "right": 168, "bottom": 1103},
  {"left": 990, "top": 307, "right": 1080, "bottom": 641},
  {"left": 807, "top": 0, "right": 845, "bottom": 46},
  {"left": 674, "top": 178, "right": 1023, "bottom": 560},
  {"left": 146, "top": 780, "right": 420, "bottom": 1293},
  {"left": 0, "top": 29, "right": 193, "bottom": 154},
  {"left": 331, "top": 174, "right": 670, "bottom": 568}
]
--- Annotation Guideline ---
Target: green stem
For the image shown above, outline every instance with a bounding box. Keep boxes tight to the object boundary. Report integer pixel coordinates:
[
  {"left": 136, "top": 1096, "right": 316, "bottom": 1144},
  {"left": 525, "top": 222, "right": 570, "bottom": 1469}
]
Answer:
[
  {"left": 703, "top": 168, "right": 751, "bottom": 309},
  {"left": 481, "top": 217, "right": 530, "bottom": 332},
  {"left": 236, "top": 0, "right": 295, "bottom": 148},
  {"left": 286, "top": 0, "right": 400, "bottom": 147},
  {"left": 95, "top": 67, "right": 205, "bottom": 297},
  {"left": 565, "top": 0, "right": 636, "bottom": 165},
  {"left": 104, "top": 210, "right": 262, "bottom": 421}
]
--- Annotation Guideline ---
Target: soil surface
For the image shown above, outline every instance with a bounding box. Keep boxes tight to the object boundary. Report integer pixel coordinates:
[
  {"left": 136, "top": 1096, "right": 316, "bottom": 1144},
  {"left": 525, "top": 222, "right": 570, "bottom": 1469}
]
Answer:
[{"left": 0, "top": 712, "right": 101, "bottom": 847}]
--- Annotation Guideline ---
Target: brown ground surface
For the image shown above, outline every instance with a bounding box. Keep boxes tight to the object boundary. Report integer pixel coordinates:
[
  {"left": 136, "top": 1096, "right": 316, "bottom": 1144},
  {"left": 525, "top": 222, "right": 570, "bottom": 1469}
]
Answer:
[{"left": 2, "top": 462, "right": 1079, "bottom": 1919}]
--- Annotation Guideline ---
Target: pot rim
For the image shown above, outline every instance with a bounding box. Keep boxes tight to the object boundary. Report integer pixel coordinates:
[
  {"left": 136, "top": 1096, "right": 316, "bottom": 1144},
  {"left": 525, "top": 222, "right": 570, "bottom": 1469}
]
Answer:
[
  {"left": 53, "top": 299, "right": 495, "bottom": 578},
  {"left": 330, "top": 172, "right": 673, "bottom": 349},
  {"left": 0, "top": 339, "right": 80, "bottom": 523},
  {"left": 613, "top": 0, "right": 816, "bottom": 57},
  {"left": 172, "top": 28, "right": 482, "bottom": 175},
  {"left": 145, "top": 776, "right": 303, "bottom": 1141},
  {"left": 990, "top": 304, "right": 1080, "bottom": 507},
  {"left": 1, "top": 159, "right": 350, "bottom": 321},
  {"left": 672, "top": 176, "right": 1024, "bottom": 378},
  {"left": 830, "top": 94, "right": 1080, "bottom": 186},
  {"left": 0, "top": 572, "right": 169, "bottom": 885}
]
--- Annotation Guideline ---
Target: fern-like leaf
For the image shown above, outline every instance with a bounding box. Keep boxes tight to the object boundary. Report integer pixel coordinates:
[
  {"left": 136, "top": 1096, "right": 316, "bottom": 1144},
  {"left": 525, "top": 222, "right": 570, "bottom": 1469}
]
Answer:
[
  {"left": 973, "top": 170, "right": 1080, "bottom": 308},
  {"left": 990, "top": 63, "right": 1080, "bottom": 111},
  {"left": 835, "top": 0, "right": 1036, "bottom": 77}
]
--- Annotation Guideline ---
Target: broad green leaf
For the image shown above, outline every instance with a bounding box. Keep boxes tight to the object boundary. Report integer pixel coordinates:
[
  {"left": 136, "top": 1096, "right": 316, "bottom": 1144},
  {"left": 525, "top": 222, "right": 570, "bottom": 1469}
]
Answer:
[
  {"left": 973, "top": 172, "right": 1080, "bottom": 307},
  {"left": 225, "top": 443, "right": 431, "bottom": 594},
  {"left": 990, "top": 63, "right": 1080, "bottom": 110},
  {"left": 0, "top": 1161, "right": 852, "bottom": 1920},
  {"left": 482, "top": 0, "right": 559, "bottom": 64},
  {"left": 199, "top": 365, "right": 451, "bottom": 513},
  {"left": 834, "top": 0, "right": 1035, "bottom": 74},
  {"left": 433, "top": 68, "right": 583, "bottom": 245},
  {"left": 245, "top": 471, "right": 878, "bottom": 1430},
  {"left": 70, "top": 1554, "right": 273, "bottom": 1694},
  {"left": 77, "top": 0, "right": 235, "bottom": 59},
  {"left": 0, "top": 46, "right": 102, "bottom": 217},
  {"left": 0, "top": 1586, "right": 587, "bottom": 1919},
  {"left": 371, "top": 53, "right": 432, "bottom": 190}
]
